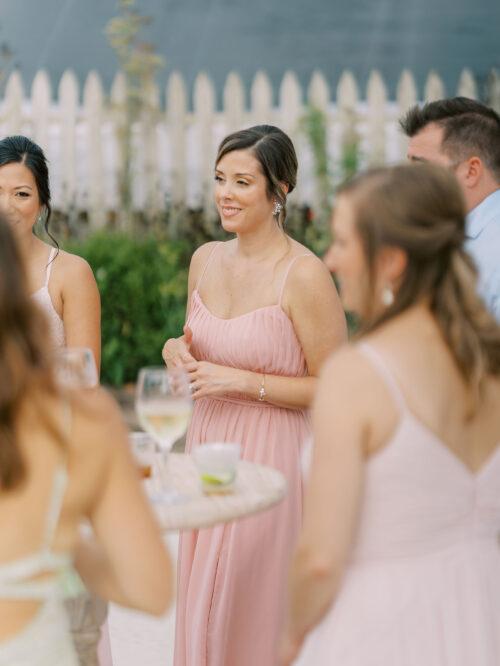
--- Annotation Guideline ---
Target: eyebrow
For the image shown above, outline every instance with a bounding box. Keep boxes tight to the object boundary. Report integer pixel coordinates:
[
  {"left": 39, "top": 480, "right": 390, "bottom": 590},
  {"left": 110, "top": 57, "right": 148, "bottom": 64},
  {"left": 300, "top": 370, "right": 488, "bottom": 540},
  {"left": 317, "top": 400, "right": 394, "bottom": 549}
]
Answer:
[
  {"left": 407, "top": 155, "right": 427, "bottom": 163},
  {"left": 214, "top": 169, "right": 255, "bottom": 178},
  {"left": 15, "top": 185, "right": 33, "bottom": 190}
]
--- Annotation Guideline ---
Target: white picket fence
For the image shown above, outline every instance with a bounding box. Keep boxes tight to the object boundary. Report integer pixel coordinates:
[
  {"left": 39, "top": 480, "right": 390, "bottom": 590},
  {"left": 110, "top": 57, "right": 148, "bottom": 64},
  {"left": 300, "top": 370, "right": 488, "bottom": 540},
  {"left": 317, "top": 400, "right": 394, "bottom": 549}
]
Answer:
[{"left": 0, "top": 66, "right": 498, "bottom": 227}]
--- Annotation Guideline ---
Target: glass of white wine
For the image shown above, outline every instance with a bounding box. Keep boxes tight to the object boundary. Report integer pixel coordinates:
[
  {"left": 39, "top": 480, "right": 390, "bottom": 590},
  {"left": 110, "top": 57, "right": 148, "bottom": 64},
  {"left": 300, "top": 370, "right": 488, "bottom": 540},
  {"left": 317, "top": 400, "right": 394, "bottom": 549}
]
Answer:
[
  {"left": 56, "top": 347, "right": 99, "bottom": 389},
  {"left": 135, "top": 366, "right": 192, "bottom": 503}
]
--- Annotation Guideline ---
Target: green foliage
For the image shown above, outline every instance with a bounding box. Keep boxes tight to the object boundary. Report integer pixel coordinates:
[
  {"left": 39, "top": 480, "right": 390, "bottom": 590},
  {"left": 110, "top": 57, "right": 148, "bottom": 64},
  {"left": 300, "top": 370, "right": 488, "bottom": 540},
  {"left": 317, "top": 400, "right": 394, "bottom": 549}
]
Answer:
[
  {"left": 299, "top": 105, "right": 333, "bottom": 254},
  {"left": 66, "top": 232, "right": 189, "bottom": 387},
  {"left": 299, "top": 104, "right": 362, "bottom": 256}
]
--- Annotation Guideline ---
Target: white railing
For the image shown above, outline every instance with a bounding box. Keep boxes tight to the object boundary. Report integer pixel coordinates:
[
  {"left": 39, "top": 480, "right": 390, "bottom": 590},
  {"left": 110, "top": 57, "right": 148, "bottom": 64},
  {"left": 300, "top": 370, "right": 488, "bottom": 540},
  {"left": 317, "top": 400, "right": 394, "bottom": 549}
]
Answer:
[{"left": 0, "top": 67, "right": 498, "bottom": 227}]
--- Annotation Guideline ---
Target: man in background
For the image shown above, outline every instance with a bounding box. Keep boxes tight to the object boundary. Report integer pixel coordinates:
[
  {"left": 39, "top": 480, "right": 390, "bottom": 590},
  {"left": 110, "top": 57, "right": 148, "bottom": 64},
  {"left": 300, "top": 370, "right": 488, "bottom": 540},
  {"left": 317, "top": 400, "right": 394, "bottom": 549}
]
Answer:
[{"left": 400, "top": 97, "right": 500, "bottom": 320}]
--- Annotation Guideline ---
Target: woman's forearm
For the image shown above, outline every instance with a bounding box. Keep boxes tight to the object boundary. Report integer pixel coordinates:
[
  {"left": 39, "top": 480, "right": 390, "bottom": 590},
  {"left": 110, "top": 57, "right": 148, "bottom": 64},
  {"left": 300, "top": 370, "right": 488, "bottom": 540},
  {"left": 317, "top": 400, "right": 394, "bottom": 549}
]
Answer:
[
  {"left": 237, "top": 370, "right": 316, "bottom": 409},
  {"left": 74, "top": 535, "right": 130, "bottom": 607},
  {"left": 286, "top": 545, "right": 341, "bottom": 650}
]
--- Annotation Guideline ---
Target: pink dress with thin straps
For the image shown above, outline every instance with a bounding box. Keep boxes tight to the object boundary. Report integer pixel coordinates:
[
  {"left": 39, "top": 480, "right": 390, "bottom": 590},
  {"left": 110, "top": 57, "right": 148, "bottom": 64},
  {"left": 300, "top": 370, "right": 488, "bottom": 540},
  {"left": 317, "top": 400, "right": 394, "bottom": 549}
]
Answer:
[
  {"left": 31, "top": 246, "right": 65, "bottom": 348},
  {"left": 174, "top": 244, "right": 313, "bottom": 666},
  {"left": 295, "top": 342, "right": 500, "bottom": 666}
]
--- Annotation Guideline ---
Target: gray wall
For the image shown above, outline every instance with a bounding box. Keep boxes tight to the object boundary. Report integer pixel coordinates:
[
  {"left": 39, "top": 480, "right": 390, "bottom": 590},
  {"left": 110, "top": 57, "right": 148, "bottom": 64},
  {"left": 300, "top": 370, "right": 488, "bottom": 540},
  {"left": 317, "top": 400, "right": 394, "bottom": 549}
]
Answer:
[{"left": 1, "top": 0, "right": 498, "bottom": 100}]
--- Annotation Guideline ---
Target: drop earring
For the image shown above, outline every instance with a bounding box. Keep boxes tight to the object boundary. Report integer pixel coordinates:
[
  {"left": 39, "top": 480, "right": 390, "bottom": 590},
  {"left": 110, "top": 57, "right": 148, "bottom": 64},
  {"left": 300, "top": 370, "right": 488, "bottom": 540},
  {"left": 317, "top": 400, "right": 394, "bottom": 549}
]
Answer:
[
  {"left": 273, "top": 200, "right": 283, "bottom": 217},
  {"left": 381, "top": 285, "right": 394, "bottom": 307}
]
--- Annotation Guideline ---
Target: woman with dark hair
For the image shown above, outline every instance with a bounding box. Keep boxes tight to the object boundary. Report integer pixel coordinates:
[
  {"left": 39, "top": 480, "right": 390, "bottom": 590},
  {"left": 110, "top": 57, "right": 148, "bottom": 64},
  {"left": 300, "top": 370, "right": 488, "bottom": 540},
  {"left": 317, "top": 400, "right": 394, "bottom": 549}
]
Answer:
[
  {"left": 0, "top": 135, "right": 106, "bottom": 662},
  {"left": 282, "top": 163, "right": 500, "bottom": 666},
  {"left": 0, "top": 135, "right": 100, "bottom": 366},
  {"left": 163, "top": 125, "right": 347, "bottom": 665},
  {"left": 0, "top": 214, "right": 173, "bottom": 665}
]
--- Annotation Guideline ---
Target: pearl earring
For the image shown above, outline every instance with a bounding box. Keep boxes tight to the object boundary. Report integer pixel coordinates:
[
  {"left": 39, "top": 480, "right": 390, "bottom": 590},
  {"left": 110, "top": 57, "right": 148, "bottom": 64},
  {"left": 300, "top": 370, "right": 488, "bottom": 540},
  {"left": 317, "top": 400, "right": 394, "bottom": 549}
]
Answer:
[
  {"left": 381, "top": 285, "right": 394, "bottom": 307},
  {"left": 273, "top": 200, "right": 283, "bottom": 216}
]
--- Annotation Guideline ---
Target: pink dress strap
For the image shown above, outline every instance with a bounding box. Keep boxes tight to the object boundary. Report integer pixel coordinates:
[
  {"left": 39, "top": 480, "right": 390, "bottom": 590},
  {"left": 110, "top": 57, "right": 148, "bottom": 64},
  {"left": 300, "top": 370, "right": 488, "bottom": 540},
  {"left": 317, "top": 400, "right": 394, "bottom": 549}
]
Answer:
[
  {"left": 358, "top": 342, "right": 407, "bottom": 414},
  {"left": 196, "top": 242, "right": 222, "bottom": 291},
  {"left": 44, "top": 247, "right": 57, "bottom": 288},
  {"left": 278, "top": 253, "right": 315, "bottom": 307}
]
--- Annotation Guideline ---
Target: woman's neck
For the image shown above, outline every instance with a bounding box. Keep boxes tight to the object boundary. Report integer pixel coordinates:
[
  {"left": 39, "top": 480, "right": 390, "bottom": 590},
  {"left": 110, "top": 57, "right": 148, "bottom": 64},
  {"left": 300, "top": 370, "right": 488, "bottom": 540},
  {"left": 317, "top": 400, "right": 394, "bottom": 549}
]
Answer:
[
  {"left": 235, "top": 221, "right": 289, "bottom": 262},
  {"left": 15, "top": 230, "right": 46, "bottom": 263}
]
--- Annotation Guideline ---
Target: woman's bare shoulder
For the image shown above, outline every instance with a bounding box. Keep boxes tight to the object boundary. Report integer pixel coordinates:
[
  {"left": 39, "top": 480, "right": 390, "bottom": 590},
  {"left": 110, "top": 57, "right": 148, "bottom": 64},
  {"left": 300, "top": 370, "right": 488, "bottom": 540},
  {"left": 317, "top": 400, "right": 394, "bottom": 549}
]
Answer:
[
  {"left": 50, "top": 249, "right": 96, "bottom": 286},
  {"left": 319, "top": 343, "right": 394, "bottom": 414}
]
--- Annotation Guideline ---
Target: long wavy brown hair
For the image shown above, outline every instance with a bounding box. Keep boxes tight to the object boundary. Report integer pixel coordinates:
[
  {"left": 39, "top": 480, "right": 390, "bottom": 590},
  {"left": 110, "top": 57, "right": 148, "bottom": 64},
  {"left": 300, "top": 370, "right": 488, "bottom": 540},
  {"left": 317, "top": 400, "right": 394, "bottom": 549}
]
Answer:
[
  {"left": 0, "top": 215, "right": 63, "bottom": 490},
  {"left": 338, "top": 163, "right": 500, "bottom": 400}
]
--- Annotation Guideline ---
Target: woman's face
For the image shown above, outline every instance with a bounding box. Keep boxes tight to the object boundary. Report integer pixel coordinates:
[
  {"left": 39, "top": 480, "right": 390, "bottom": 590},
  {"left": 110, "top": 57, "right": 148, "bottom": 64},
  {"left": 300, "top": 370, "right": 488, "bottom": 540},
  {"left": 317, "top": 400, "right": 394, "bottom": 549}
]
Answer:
[
  {"left": 324, "top": 194, "right": 368, "bottom": 314},
  {"left": 0, "top": 162, "right": 41, "bottom": 236},
  {"left": 214, "top": 149, "right": 275, "bottom": 234}
]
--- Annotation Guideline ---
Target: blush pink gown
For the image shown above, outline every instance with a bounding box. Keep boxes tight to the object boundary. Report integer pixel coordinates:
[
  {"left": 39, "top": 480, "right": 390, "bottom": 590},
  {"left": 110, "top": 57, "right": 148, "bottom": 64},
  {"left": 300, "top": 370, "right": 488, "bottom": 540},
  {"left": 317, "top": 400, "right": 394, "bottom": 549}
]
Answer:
[
  {"left": 295, "top": 342, "right": 500, "bottom": 666},
  {"left": 174, "top": 246, "right": 312, "bottom": 666}
]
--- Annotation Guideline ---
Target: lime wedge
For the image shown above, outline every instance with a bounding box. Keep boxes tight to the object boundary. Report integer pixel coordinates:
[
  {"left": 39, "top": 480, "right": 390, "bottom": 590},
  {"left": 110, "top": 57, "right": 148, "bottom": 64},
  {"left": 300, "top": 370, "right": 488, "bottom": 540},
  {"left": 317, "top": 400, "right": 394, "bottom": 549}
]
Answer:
[{"left": 200, "top": 472, "right": 234, "bottom": 486}]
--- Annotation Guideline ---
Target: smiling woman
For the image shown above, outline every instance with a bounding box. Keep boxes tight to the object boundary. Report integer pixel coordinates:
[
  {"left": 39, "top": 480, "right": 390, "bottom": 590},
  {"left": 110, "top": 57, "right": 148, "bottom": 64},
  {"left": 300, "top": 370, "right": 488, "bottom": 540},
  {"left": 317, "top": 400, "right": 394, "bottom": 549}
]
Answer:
[
  {"left": 0, "top": 136, "right": 101, "bottom": 368},
  {"left": 163, "top": 124, "right": 347, "bottom": 666}
]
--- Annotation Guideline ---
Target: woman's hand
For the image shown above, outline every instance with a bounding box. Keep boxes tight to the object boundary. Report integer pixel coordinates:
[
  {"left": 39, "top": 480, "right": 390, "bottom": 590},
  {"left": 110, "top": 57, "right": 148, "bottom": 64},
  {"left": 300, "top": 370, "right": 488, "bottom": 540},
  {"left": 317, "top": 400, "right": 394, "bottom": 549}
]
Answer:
[
  {"left": 162, "top": 326, "right": 195, "bottom": 369},
  {"left": 184, "top": 360, "right": 247, "bottom": 399},
  {"left": 279, "top": 630, "right": 304, "bottom": 665}
]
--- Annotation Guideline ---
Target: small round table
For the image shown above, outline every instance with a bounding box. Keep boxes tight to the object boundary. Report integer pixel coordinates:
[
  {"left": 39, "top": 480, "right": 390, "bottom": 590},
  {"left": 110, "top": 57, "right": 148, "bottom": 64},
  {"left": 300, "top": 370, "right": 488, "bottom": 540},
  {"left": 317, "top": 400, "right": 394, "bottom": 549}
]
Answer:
[{"left": 149, "top": 453, "right": 287, "bottom": 531}]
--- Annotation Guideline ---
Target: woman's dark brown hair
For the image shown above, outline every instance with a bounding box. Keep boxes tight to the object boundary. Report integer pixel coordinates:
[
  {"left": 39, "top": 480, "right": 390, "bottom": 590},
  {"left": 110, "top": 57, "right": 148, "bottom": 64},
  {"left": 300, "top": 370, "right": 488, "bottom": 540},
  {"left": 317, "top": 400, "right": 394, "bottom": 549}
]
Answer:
[
  {"left": 0, "top": 215, "right": 61, "bottom": 490},
  {"left": 338, "top": 162, "right": 500, "bottom": 395},
  {"left": 215, "top": 125, "right": 298, "bottom": 226}
]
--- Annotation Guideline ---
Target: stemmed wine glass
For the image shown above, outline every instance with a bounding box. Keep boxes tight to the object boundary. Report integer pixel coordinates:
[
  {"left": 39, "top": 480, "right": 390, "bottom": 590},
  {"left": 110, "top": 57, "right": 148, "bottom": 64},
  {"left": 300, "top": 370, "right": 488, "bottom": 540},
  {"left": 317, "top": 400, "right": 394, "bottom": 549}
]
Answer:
[
  {"left": 56, "top": 347, "right": 98, "bottom": 389},
  {"left": 135, "top": 366, "right": 193, "bottom": 503}
]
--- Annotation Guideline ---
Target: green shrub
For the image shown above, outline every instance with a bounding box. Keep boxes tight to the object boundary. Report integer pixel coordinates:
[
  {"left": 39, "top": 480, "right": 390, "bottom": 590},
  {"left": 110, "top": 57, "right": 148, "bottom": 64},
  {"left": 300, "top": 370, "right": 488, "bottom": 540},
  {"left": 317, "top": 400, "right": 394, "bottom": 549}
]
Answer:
[{"left": 66, "top": 232, "right": 189, "bottom": 386}]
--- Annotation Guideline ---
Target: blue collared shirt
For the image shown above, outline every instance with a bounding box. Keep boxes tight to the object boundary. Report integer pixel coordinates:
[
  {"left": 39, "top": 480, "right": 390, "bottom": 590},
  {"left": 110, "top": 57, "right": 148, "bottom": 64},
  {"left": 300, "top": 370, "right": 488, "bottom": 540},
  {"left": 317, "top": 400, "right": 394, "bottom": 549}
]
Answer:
[{"left": 466, "top": 188, "right": 500, "bottom": 321}]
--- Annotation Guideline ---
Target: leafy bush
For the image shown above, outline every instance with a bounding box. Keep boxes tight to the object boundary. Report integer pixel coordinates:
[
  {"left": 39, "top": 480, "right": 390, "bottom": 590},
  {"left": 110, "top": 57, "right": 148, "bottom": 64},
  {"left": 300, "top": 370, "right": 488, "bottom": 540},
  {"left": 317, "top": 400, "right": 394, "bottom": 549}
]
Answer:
[{"left": 66, "top": 232, "right": 189, "bottom": 386}]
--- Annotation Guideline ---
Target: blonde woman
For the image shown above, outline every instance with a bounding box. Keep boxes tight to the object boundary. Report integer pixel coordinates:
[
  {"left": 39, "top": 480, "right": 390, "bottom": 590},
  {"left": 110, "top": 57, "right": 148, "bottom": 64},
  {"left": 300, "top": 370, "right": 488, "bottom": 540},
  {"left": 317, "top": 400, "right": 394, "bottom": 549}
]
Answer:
[{"left": 283, "top": 163, "right": 500, "bottom": 666}]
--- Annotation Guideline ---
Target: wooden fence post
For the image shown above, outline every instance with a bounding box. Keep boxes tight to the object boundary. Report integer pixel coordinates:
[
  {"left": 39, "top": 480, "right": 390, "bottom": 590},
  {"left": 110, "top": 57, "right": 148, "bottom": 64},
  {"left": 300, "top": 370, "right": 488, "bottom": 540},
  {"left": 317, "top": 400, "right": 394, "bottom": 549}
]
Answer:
[
  {"left": 31, "top": 69, "right": 51, "bottom": 153},
  {"left": 58, "top": 69, "right": 79, "bottom": 211},
  {"left": 83, "top": 70, "right": 105, "bottom": 228},
  {"left": 366, "top": 69, "right": 387, "bottom": 165}
]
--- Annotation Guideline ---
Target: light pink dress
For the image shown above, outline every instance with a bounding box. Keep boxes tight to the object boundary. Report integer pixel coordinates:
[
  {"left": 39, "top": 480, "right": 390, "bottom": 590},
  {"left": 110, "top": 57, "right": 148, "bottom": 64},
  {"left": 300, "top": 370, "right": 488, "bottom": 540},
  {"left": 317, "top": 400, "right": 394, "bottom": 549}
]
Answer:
[
  {"left": 31, "top": 246, "right": 113, "bottom": 666},
  {"left": 174, "top": 245, "right": 312, "bottom": 666},
  {"left": 295, "top": 342, "right": 500, "bottom": 666}
]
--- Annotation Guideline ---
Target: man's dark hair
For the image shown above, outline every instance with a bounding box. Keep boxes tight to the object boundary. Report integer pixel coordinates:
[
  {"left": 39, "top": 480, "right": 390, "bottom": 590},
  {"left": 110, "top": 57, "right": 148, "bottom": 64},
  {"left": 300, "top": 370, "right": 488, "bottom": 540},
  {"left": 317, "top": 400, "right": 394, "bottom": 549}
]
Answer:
[{"left": 400, "top": 97, "right": 500, "bottom": 181}]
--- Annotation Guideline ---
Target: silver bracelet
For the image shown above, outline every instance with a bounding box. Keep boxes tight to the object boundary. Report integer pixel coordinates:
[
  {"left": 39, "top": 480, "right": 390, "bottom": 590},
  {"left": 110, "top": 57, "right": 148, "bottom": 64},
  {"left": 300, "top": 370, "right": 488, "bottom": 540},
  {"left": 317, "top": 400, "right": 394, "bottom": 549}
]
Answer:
[{"left": 258, "top": 374, "right": 266, "bottom": 402}]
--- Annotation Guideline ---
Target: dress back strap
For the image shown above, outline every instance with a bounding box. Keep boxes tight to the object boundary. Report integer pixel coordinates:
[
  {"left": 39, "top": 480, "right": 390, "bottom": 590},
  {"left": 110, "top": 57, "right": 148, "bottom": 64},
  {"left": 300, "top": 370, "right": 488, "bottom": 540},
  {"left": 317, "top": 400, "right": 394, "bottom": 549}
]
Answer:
[
  {"left": 278, "top": 253, "right": 315, "bottom": 307},
  {"left": 196, "top": 242, "right": 222, "bottom": 291},
  {"left": 357, "top": 342, "right": 407, "bottom": 414},
  {"left": 44, "top": 247, "right": 57, "bottom": 288}
]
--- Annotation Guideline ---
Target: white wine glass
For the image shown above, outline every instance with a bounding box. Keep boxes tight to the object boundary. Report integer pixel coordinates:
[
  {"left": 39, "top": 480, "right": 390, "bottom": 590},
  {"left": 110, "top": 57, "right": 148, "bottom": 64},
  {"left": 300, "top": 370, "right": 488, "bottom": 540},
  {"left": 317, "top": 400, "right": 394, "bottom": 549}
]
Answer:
[
  {"left": 56, "top": 347, "right": 98, "bottom": 389},
  {"left": 135, "top": 366, "right": 192, "bottom": 503}
]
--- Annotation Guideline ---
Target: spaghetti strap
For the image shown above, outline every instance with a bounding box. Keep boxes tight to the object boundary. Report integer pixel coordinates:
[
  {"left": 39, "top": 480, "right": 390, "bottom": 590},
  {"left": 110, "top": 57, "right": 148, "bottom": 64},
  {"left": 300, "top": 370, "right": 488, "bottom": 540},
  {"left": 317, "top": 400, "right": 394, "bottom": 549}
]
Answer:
[
  {"left": 196, "top": 242, "right": 222, "bottom": 291},
  {"left": 44, "top": 247, "right": 57, "bottom": 288},
  {"left": 358, "top": 342, "right": 407, "bottom": 414},
  {"left": 278, "top": 253, "right": 315, "bottom": 307}
]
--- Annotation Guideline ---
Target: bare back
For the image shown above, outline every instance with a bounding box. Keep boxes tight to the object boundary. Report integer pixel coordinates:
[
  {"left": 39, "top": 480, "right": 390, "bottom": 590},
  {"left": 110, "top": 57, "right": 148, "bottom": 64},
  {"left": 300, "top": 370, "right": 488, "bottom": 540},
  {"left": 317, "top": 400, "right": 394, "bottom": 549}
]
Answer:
[{"left": 0, "top": 385, "right": 171, "bottom": 644}]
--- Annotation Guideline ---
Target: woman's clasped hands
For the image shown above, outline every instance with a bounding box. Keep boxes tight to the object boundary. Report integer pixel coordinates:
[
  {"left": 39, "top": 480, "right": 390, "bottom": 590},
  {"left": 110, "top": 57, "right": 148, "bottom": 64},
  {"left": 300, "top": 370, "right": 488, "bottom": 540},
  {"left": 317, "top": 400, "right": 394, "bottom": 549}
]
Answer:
[
  {"left": 162, "top": 325, "right": 195, "bottom": 368},
  {"left": 163, "top": 325, "right": 244, "bottom": 399},
  {"left": 184, "top": 360, "right": 243, "bottom": 399}
]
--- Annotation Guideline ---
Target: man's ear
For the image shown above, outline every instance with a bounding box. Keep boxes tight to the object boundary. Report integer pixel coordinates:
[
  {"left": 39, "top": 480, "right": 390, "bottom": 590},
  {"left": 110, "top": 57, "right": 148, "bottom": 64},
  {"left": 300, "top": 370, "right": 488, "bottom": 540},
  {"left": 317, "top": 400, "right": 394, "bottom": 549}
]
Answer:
[{"left": 459, "top": 155, "right": 483, "bottom": 190}]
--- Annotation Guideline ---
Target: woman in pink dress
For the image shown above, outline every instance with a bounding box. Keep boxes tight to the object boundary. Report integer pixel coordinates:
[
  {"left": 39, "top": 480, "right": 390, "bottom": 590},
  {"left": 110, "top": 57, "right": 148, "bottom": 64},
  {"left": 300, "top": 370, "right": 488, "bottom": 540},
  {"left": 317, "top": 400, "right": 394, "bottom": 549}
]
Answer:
[
  {"left": 163, "top": 125, "right": 347, "bottom": 666},
  {"left": 282, "top": 163, "right": 500, "bottom": 666},
  {"left": 0, "top": 135, "right": 100, "bottom": 364}
]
